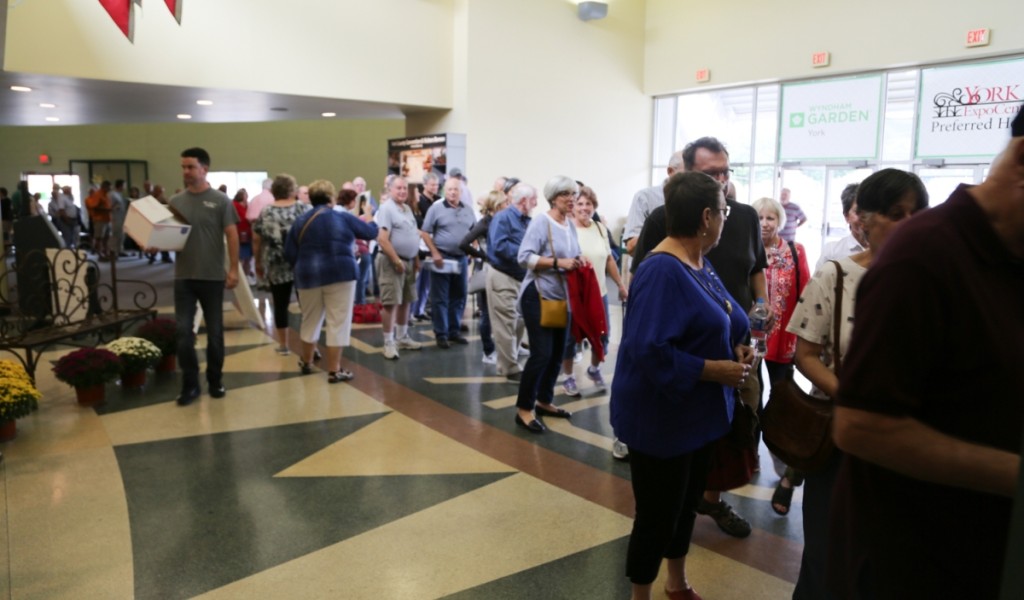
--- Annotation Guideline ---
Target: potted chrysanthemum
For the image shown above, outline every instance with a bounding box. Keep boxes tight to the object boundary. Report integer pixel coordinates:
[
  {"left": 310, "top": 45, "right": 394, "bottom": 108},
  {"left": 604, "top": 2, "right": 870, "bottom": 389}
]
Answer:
[
  {"left": 52, "top": 348, "right": 123, "bottom": 406},
  {"left": 104, "top": 337, "right": 162, "bottom": 389},
  {"left": 0, "top": 364, "right": 42, "bottom": 441},
  {"left": 136, "top": 318, "right": 177, "bottom": 372}
]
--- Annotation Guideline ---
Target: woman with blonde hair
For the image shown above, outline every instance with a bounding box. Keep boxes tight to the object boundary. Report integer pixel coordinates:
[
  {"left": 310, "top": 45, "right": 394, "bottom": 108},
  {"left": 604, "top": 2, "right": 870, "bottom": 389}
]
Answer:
[{"left": 459, "top": 190, "right": 510, "bottom": 364}]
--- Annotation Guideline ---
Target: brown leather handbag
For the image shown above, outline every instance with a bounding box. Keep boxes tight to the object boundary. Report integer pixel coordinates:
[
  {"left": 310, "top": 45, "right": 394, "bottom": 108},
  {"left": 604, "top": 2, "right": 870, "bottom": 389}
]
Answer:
[{"left": 761, "top": 260, "right": 844, "bottom": 473}]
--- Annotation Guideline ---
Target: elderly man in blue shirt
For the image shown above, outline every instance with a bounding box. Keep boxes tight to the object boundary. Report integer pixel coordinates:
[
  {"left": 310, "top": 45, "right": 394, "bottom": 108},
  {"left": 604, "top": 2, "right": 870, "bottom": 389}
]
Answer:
[
  {"left": 485, "top": 182, "right": 537, "bottom": 381},
  {"left": 421, "top": 177, "right": 477, "bottom": 348}
]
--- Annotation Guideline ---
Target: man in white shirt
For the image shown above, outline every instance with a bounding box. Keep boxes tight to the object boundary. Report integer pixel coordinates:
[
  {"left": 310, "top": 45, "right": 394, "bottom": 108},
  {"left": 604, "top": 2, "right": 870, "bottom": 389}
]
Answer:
[
  {"left": 816, "top": 183, "right": 866, "bottom": 270},
  {"left": 622, "top": 150, "right": 684, "bottom": 256}
]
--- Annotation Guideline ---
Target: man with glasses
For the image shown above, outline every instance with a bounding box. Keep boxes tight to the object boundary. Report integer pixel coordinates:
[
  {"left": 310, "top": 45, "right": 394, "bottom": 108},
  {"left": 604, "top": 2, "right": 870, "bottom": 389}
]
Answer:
[
  {"left": 827, "top": 106, "right": 1024, "bottom": 599},
  {"left": 628, "top": 136, "right": 769, "bottom": 540}
]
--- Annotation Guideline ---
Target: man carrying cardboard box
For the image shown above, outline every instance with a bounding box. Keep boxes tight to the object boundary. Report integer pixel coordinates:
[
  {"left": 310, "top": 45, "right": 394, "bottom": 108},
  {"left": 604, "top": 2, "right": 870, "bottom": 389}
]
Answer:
[{"left": 168, "top": 147, "right": 240, "bottom": 406}]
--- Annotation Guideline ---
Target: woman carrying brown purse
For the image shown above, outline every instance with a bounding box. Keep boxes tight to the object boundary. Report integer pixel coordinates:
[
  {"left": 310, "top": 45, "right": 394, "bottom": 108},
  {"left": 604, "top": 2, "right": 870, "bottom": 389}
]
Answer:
[{"left": 784, "top": 168, "right": 928, "bottom": 600}]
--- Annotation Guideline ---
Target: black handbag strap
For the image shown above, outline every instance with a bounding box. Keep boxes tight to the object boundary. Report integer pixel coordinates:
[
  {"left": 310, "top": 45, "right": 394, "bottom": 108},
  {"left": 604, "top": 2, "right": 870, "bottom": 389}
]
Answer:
[
  {"left": 788, "top": 240, "right": 801, "bottom": 291},
  {"left": 828, "top": 260, "right": 844, "bottom": 377}
]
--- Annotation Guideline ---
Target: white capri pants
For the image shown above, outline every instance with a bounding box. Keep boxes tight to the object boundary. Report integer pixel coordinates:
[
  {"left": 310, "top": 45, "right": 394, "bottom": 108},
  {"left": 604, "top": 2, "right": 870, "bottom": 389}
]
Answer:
[{"left": 297, "top": 280, "right": 356, "bottom": 347}]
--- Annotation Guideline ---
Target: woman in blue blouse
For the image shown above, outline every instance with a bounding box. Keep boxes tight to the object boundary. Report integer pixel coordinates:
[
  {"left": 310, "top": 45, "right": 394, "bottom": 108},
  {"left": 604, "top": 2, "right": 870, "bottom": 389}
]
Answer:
[
  {"left": 611, "top": 171, "right": 754, "bottom": 600},
  {"left": 284, "top": 180, "right": 378, "bottom": 383},
  {"left": 514, "top": 176, "right": 584, "bottom": 433}
]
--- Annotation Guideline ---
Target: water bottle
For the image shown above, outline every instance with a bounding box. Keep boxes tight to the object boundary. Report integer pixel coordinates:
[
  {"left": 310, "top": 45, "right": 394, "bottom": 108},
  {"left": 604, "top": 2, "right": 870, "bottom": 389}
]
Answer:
[{"left": 749, "top": 298, "right": 769, "bottom": 358}]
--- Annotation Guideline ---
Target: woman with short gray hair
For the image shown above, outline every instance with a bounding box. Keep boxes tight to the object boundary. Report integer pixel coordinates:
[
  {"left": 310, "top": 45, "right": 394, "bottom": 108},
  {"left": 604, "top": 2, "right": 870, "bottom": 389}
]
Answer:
[{"left": 513, "top": 176, "right": 584, "bottom": 433}]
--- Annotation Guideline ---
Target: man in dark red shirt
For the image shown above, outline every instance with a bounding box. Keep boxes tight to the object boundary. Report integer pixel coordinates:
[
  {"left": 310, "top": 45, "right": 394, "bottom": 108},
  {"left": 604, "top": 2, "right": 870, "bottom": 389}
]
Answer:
[{"left": 831, "top": 105, "right": 1024, "bottom": 599}]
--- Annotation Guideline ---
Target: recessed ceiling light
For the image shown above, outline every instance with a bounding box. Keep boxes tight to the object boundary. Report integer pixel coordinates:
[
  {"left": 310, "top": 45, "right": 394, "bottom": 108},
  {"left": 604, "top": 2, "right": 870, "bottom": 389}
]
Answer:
[
  {"left": 322, "top": 112, "right": 336, "bottom": 117},
  {"left": 196, "top": 100, "right": 213, "bottom": 106},
  {"left": 177, "top": 114, "right": 192, "bottom": 120},
  {"left": 11, "top": 86, "right": 32, "bottom": 92},
  {"left": 40, "top": 103, "right": 57, "bottom": 108},
  {"left": 45, "top": 117, "right": 60, "bottom": 122},
  {"left": 270, "top": 107, "right": 288, "bottom": 112}
]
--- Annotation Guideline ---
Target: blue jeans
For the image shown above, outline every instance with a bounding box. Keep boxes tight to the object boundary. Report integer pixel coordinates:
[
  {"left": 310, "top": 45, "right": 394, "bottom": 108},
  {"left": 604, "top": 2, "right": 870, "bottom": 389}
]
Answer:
[
  {"left": 354, "top": 253, "right": 372, "bottom": 305},
  {"left": 516, "top": 282, "right": 566, "bottom": 411},
  {"left": 174, "top": 279, "right": 225, "bottom": 390},
  {"left": 412, "top": 262, "right": 431, "bottom": 317},
  {"left": 429, "top": 256, "right": 468, "bottom": 340}
]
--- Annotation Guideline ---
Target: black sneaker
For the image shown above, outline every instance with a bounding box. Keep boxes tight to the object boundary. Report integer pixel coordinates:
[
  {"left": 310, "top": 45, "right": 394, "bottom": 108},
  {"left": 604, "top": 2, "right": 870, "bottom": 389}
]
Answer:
[
  {"left": 209, "top": 384, "right": 226, "bottom": 399},
  {"left": 450, "top": 335, "right": 470, "bottom": 345},
  {"left": 436, "top": 338, "right": 451, "bottom": 349},
  {"left": 505, "top": 371, "right": 522, "bottom": 383},
  {"left": 176, "top": 386, "right": 200, "bottom": 406}
]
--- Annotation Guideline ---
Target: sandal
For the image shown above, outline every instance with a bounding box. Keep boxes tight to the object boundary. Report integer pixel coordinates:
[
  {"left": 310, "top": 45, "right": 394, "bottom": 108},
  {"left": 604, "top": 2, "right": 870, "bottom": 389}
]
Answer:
[
  {"left": 298, "top": 360, "right": 313, "bottom": 375},
  {"left": 772, "top": 478, "right": 795, "bottom": 516},
  {"left": 327, "top": 370, "right": 354, "bottom": 384}
]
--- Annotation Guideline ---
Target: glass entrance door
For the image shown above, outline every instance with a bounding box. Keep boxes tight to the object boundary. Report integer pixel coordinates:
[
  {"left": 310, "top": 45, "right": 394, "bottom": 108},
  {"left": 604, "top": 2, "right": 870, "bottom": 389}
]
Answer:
[{"left": 913, "top": 165, "right": 984, "bottom": 207}]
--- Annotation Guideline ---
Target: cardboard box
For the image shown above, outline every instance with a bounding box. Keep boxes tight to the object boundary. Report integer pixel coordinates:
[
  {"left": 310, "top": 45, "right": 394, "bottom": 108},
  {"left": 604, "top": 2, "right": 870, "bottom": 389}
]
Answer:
[{"left": 124, "top": 196, "right": 191, "bottom": 251}]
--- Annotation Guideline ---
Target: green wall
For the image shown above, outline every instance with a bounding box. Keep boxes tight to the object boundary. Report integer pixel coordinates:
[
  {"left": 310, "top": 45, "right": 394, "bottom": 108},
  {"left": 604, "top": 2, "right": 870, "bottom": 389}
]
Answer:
[{"left": 0, "top": 118, "right": 405, "bottom": 192}]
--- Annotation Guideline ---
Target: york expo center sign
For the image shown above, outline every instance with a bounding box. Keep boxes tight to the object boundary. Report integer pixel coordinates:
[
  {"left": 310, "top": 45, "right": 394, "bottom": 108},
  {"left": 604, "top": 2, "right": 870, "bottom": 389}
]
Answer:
[
  {"left": 779, "top": 75, "right": 883, "bottom": 161},
  {"left": 916, "top": 57, "right": 1024, "bottom": 159}
]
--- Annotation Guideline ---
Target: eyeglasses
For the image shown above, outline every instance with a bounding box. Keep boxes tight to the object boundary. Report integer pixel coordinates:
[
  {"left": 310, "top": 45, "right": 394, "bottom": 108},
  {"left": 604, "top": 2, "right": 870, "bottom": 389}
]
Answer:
[
  {"left": 714, "top": 205, "right": 731, "bottom": 218},
  {"left": 700, "top": 168, "right": 733, "bottom": 180},
  {"left": 559, "top": 191, "right": 579, "bottom": 200}
]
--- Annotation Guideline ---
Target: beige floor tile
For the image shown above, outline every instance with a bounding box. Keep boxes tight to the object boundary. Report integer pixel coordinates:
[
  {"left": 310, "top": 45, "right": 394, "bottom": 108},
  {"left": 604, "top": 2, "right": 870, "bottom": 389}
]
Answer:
[
  {"left": 102, "top": 376, "right": 390, "bottom": 446},
  {"left": 197, "top": 473, "right": 633, "bottom": 599},
  {"left": 5, "top": 446, "right": 133, "bottom": 600},
  {"left": 277, "top": 412, "right": 517, "bottom": 477}
]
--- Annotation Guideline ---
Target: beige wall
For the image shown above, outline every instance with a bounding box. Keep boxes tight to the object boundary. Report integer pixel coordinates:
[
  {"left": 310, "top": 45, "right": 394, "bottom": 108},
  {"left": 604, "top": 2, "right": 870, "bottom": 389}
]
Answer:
[
  {"left": 0, "top": 119, "right": 404, "bottom": 193},
  {"left": 410, "top": 0, "right": 652, "bottom": 231},
  {"left": 645, "top": 0, "right": 1024, "bottom": 95},
  {"left": 4, "top": 0, "right": 454, "bottom": 109}
]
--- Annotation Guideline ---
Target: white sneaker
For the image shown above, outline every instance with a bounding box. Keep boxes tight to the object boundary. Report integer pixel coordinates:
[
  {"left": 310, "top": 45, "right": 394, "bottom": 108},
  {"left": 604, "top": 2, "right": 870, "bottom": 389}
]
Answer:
[
  {"left": 573, "top": 351, "right": 583, "bottom": 364},
  {"left": 397, "top": 335, "right": 422, "bottom": 351},
  {"left": 383, "top": 340, "right": 400, "bottom": 360},
  {"left": 518, "top": 342, "right": 530, "bottom": 358},
  {"left": 562, "top": 375, "right": 580, "bottom": 397},
  {"left": 612, "top": 438, "right": 629, "bottom": 460},
  {"left": 482, "top": 352, "right": 497, "bottom": 365}
]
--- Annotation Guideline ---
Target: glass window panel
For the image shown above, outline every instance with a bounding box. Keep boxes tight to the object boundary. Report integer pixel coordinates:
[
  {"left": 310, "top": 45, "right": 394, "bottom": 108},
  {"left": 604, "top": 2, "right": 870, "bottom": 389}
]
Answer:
[
  {"left": 913, "top": 167, "right": 974, "bottom": 207},
  {"left": 780, "top": 167, "right": 825, "bottom": 255},
  {"left": 754, "top": 85, "right": 780, "bottom": 164},
  {"left": 881, "top": 69, "right": 918, "bottom": 162},
  {"left": 677, "top": 88, "right": 755, "bottom": 163},
  {"left": 652, "top": 97, "right": 676, "bottom": 167},
  {"left": 750, "top": 166, "right": 777, "bottom": 205},
  {"left": 730, "top": 166, "right": 751, "bottom": 204}
]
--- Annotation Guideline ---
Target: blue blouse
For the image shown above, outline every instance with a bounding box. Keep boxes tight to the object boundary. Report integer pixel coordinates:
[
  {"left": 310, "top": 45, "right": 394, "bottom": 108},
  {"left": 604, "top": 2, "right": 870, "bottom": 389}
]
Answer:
[
  {"left": 610, "top": 253, "right": 749, "bottom": 458},
  {"left": 284, "top": 206, "right": 379, "bottom": 289}
]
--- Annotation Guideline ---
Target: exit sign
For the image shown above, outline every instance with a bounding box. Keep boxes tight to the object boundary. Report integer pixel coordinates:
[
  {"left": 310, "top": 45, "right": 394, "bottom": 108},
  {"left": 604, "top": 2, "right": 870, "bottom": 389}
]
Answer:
[
  {"left": 696, "top": 68, "right": 710, "bottom": 83},
  {"left": 811, "top": 51, "right": 831, "bottom": 68},
  {"left": 966, "top": 28, "right": 990, "bottom": 47}
]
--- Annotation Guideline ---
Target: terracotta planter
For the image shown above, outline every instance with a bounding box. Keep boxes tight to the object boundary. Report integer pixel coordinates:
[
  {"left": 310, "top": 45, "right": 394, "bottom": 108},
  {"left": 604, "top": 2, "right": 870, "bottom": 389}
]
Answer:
[
  {"left": 121, "top": 370, "right": 147, "bottom": 389},
  {"left": 75, "top": 384, "right": 106, "bottom": 407},
  {"left": 156, "top": 354, "right": 176, "bottom": 373},
  {"left": 0, "top": 419, "right": 16, "bottom": 442}
]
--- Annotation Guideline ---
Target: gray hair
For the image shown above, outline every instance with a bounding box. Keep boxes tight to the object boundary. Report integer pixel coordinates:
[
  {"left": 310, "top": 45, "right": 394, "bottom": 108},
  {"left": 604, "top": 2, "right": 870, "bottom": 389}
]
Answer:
[
  {"left": 422, "top": 172, "right": 439, "bottom": 185},
  {"left": 509, "top": 183, "right": 537, "bottom": 206},
  {"left": 668, "top": 150, "right": 685, "bottom": 172},
  {"left": 752, "top": 196, "right": 787, "bottom": 231},
  {"left": 261, "top": 178, "right": 273, "bottom": 190},
  {"left": 542, "top": 176, "right": 579, "bottom": 203}
]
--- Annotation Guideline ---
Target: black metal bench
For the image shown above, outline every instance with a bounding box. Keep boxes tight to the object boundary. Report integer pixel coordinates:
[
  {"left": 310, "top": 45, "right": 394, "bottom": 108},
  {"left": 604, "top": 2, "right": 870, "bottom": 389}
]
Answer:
[{"left": 0, "top": 248, "right": 157, "bottom": 382}]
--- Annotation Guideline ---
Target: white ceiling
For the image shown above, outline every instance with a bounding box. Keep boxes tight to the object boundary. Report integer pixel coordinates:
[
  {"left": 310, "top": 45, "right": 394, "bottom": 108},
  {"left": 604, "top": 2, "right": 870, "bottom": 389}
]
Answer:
[{"left": 0, "top": 5, "right": 409, "bottom": 127}]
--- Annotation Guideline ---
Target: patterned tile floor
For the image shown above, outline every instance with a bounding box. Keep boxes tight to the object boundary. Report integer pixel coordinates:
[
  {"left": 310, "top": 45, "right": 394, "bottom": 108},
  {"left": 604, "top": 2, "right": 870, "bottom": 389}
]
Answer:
[{"left": 0, "top": 258, "right": 802, "bottom": 599}]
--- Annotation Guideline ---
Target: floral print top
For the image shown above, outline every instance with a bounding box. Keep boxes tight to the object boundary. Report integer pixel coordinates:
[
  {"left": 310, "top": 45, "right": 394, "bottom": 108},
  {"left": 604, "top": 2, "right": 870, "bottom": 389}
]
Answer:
[
  {"left": 252, "top": 202, "right": 310, "bottom": 285},
  {"left": 764, "top": 237, "right": 810, "bottom": 363}
]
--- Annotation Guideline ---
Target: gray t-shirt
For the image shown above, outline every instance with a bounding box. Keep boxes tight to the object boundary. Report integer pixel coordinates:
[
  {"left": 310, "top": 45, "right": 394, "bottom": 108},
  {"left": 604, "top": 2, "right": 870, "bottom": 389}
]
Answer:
[
  {"left": 421, "top": 199, "right": 476, "bottom": 257},
  {"left": 375, "top": 199, "right": 420, "bottom": 259},
  {"left": 170, "top": 186, "right": 239, "bottom": 281}
]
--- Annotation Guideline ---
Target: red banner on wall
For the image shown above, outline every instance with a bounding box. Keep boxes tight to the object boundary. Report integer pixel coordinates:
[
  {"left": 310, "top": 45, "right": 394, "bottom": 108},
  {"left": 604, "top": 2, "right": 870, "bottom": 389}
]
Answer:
[
  {"left": 98, "top": 0, "right": 182, "bottom": 42},
  {"left": 99, "top": 0, "right": 133, "bottom": 40}
]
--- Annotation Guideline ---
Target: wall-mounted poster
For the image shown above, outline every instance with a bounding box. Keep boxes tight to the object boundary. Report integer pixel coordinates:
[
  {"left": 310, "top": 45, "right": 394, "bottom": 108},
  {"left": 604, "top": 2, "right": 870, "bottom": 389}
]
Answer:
[
  {"left": 778, "top": 74, "right": 884, "bottom": 161},
  {"left": 916, "top": 57, "right": 1024, "bottom": 159},
  {"left": 387, "top": 133, "right": 466, "bottom": 184}
]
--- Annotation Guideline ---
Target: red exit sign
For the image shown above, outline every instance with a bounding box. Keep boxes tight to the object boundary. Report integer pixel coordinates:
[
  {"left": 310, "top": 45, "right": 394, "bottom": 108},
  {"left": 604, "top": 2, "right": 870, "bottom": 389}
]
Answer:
[
  {"left": 811, "top": 51, "right": 831, "bottom": 68},
  {"left": 966, "top": 28, "right": 990, "bottom": 47},
  {"left": 695, "top": 68, "right": 710, "bottom": 83}
]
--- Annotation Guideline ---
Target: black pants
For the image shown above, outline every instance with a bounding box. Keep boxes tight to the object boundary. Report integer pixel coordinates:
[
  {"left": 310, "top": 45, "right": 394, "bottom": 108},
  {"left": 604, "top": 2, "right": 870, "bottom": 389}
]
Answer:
[
  {"left": 269, "top": 281, "right": 294, "bottom": 330},
  {"left": 626, "top": 444, "right": 712, "bottom": 584}
]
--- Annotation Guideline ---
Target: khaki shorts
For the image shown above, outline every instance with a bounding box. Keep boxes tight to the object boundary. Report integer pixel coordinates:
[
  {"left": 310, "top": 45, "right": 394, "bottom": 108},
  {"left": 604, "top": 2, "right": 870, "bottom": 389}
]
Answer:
[{"left": 375, "top": 254, "right": 417, "bottom": 306}]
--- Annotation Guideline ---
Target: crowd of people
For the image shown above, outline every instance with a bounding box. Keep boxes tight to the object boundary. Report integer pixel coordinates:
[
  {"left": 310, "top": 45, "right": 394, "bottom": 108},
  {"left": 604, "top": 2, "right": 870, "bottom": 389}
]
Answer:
[
  {"left": 611, "top": 105, "right": 1024, "bottom": 600},
  {"left": 15, "top": 106, "right": 1019, "bottom": 599}
]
